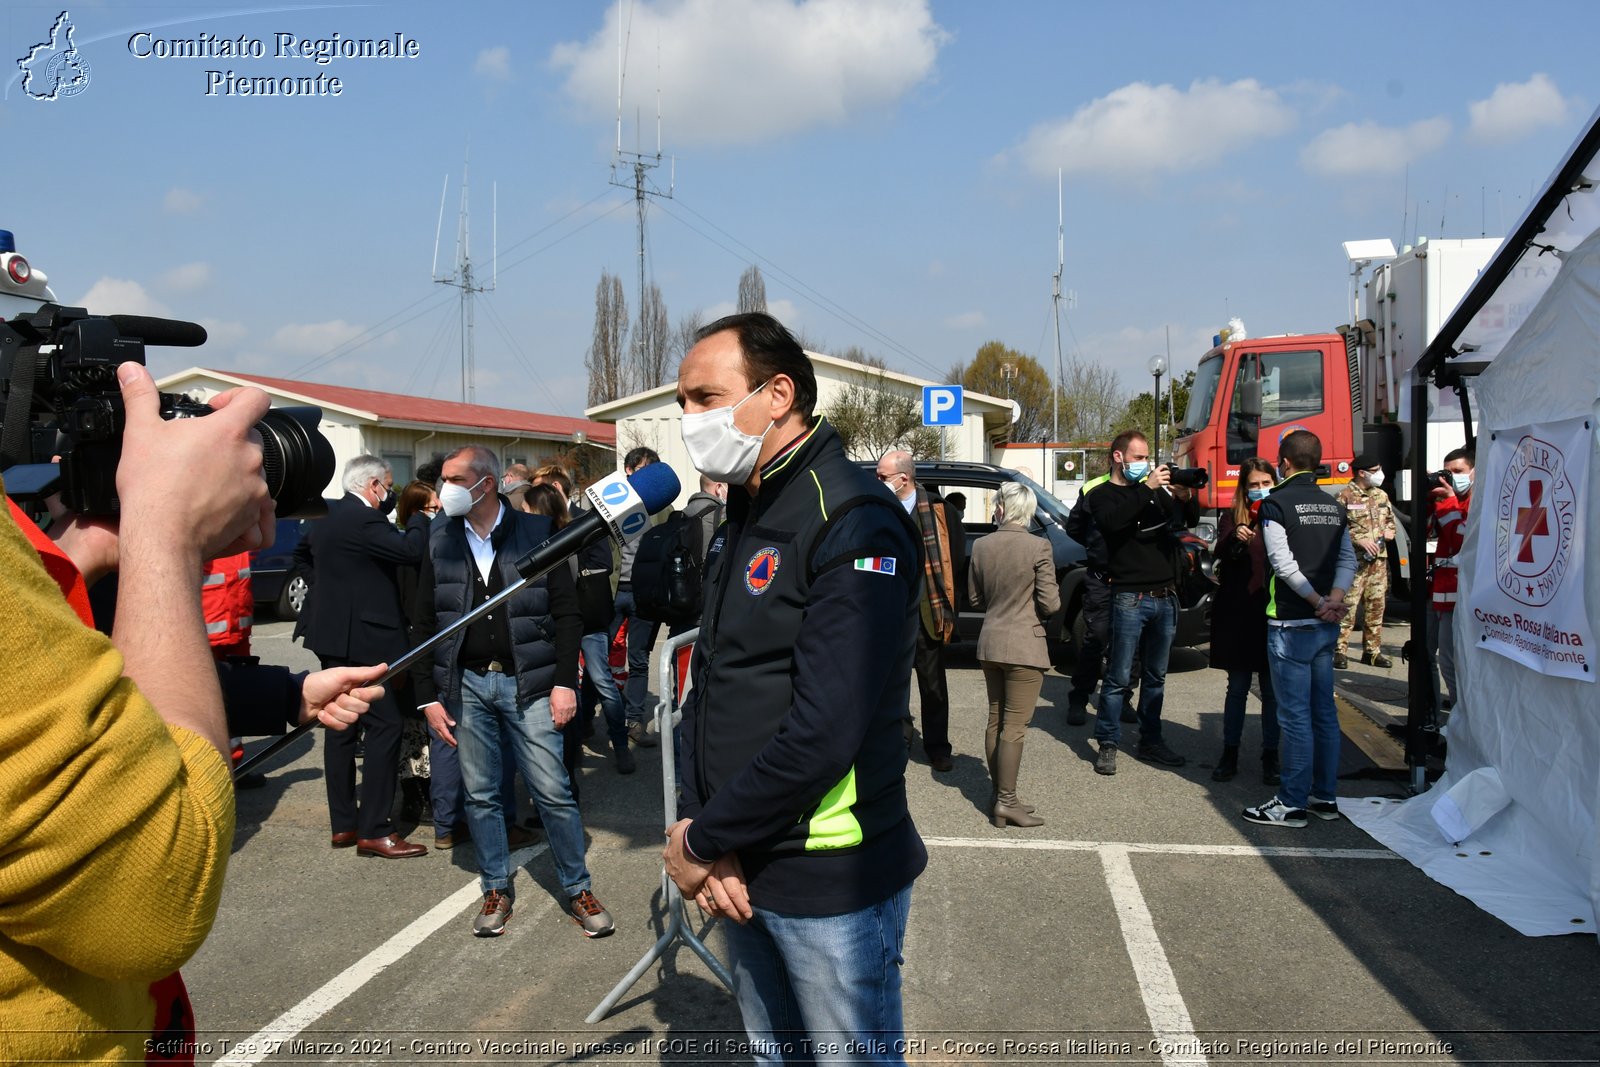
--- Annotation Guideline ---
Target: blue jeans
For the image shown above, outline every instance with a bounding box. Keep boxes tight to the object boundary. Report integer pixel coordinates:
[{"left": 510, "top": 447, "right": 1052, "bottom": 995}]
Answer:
[
  {"left": 1095, "top": 592, "right": 1177, "bottom": 747},
  {"left": 1222, "top": 668, "right": 1280, "bottom": 749},
  {"left": 722, "top": 885, "right": 912, "bottom": 1066},
  {"left": 1266, "top": 622, "right": 1340, "bottom": 809},
  {"left": 428, "top": 723, "right": 516, "bottom": 836},
  {"left": 613, "top": 589, "right": 659, "bottom": 727},
  {"left": 453, "top": 670, "right": 590, "bottom": 898},
  {"left": 581, "top": 630, "right": 628, "bottom": 746}
]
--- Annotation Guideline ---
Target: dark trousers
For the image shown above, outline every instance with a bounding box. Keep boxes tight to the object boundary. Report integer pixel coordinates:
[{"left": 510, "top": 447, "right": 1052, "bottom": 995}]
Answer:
[
  {"left": 320, "top": 653, "right": 403, "bottom": 839},
  {"left": 1068, "top": 574, "right": 1111, "bottom": 709},
  {"left": 913, "top": 624, "right": 952, "bottom": 759}
]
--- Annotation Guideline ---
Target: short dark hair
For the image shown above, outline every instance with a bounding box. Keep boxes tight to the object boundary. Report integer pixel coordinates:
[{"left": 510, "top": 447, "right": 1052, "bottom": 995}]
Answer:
[
  {"left": 623, "top": 446, "right": 660, "bottom": 472},
  {"left": 1279, "top": 429, "right": 1322, "bottom": 472},
  {"left": 696, "top": 311, "right": 818, "bottom": 419},
  {"left": 1109, "top": 429, "right": 1147, "bottom": 457},
  {"left": 1443, "top": 447, "right": 1475, "bottom": 468}
]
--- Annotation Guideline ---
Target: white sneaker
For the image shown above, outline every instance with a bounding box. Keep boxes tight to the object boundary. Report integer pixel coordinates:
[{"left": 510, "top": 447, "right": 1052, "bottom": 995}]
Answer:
[
  {"left": 1307, "top": 796, "right": 1341, "bottom": 821},
  {"left": 1242, "top": 797, "right": 1308, "bottom": 827}
]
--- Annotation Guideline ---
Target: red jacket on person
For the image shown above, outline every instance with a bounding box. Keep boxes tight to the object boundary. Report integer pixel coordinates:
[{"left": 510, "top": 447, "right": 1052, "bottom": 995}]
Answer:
[
  {"left": 201, "top": 550, "right": 254, "bottom": 657},
  {"left": 1429, "top": 493, "right": 1469, "bottom": 611}
]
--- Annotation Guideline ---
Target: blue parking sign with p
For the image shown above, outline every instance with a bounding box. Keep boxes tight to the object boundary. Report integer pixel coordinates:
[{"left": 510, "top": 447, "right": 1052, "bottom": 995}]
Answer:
[{"left": 923, "top": 385, "right": 963, "bottom": 427}]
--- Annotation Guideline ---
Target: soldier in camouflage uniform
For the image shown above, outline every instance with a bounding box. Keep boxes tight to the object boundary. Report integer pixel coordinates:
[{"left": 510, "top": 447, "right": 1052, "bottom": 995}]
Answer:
[{"left": 1334, "top": 455, "right": 1396, "bottom": 669}]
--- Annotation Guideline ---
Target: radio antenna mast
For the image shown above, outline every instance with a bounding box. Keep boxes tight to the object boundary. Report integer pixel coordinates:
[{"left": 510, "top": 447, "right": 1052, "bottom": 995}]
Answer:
[
  {"left": 609, "top": 13, "right": 673, "bottom": 377},
  {"left": 433, "top": 154, "right": 495, "bottom": 404}
]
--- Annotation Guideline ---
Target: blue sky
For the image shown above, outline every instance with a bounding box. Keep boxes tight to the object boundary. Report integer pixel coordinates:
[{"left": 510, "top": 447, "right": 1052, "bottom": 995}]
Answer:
[{"left": 3, "top": 0, "right": 1594, "bottom": 419}]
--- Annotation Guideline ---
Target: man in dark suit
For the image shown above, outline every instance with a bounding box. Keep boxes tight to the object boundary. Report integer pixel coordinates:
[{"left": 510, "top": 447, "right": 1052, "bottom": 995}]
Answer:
[{"left": 298, "top": 455, "right": 428, "bottom": 858}]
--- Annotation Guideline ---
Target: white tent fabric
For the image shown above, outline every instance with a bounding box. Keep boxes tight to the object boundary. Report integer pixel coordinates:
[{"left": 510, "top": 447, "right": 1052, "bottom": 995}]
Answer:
[{"left": 1344, "top": 226, "right": 1600, "bottom": 938}]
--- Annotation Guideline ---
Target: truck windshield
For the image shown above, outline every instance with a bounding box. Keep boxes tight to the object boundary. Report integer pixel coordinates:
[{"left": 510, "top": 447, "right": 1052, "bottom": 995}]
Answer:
[{"left": 1184, "top": 354, "right": 1224, "bottom": 431}]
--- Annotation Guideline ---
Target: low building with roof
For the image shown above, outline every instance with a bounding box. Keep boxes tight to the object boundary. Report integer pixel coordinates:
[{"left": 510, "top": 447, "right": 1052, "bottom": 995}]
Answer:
[{"left": 155, "top": 368, "right": 616, "bottom": 491}]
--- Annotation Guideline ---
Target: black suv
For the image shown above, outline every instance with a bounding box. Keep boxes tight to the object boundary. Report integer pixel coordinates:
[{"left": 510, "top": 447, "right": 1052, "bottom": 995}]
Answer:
[{"left": 874, "top": 461, "right": 1213, "bottom": 667}]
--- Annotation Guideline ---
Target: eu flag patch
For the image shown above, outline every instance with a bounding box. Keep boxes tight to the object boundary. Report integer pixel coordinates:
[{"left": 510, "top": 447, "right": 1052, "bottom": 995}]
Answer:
[{"left": 854, "top": 557, "right": 896, "bottom": 575}]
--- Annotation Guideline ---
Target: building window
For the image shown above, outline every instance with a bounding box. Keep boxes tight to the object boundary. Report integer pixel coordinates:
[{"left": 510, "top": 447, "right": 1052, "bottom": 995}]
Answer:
[{"left": 384, "top": 453, "right": 414, "bottom": 485}]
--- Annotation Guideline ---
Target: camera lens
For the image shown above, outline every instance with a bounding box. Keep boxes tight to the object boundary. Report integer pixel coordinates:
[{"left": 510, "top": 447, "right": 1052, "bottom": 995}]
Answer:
[{"left": 256, "top": 406, "right": 335, "bottom": 518}]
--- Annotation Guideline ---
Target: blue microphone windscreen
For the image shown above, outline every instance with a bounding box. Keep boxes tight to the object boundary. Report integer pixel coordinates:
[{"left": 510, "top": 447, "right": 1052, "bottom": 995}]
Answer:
[{"left": 627, "top": 462, "right": 682, "bottom": 512}]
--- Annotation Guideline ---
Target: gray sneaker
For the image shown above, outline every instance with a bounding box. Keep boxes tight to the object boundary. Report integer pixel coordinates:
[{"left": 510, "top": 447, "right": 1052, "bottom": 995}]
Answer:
[
  {"left": 569, "top": 890, "right": 615, "bottom": 938},
  {"left": 1095, "top": 743, "right": 1118, "bottom": 776},
  {"left": 473, "top": 891, "right": 512, "bottom": 937}
]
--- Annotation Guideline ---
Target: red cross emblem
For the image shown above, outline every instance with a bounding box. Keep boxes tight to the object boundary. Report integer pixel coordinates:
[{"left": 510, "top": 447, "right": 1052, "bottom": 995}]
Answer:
[{"left": 1514, "top": 479, "right": 1551, "bottom": 564}]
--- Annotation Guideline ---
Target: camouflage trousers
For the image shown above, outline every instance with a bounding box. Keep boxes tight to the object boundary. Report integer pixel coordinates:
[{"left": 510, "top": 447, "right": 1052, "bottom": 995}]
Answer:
[{"left": 1337, "top": 557, "right": 1389, "bottom": 656}]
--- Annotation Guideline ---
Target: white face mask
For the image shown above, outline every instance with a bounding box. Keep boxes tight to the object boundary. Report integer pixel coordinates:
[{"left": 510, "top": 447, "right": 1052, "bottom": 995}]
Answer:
[
  {"left": 1365, "top": 470, "right": 1385, "bottom": 488},
  {"left": 681, "top": 381, "right": 773, "bottom": 485},
  {"left": 439, "top": 475, "right": 490, "bottom": 517}
]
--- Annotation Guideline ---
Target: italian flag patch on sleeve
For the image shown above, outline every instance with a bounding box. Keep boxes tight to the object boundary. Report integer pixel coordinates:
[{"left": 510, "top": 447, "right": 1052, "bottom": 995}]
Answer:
[{"left": 854, "top": 557, "right": 897, "bottom": 575}]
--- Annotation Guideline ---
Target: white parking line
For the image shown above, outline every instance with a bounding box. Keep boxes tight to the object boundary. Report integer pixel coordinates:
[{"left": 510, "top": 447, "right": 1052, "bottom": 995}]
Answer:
[
  {"left": 923, "top": 836, "right": 1397, "bottom": 1067},
  {"left": 923, "top": 836, "right": 1401, "bottom": 860},
  {"left": 213, "top": 844, "right": 551, "bottom": 1067},
  {"left": 1101, "top": 845, "right": 1207, "bottom": 1067}
]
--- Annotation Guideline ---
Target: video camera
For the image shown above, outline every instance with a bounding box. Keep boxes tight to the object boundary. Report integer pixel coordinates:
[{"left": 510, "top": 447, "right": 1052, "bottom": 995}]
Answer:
[
  {"left": 1160, "top": 465, "right": 1209, "bottom": 489},
  {"left": 1, "top": 303, "right": 334, "bottom": 518}
]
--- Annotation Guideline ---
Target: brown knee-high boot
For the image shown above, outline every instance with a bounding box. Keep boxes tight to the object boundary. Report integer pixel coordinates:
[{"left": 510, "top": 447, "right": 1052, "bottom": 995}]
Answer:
[{"left": 991, "top": 739, "right": 1044, "bottom": 828}]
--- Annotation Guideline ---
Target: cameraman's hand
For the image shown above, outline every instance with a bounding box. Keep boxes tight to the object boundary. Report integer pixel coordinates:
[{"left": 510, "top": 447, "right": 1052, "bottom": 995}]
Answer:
[
  {"left": 301, "top": 663, "right": 388, "bottom": 730},
  {"left": 115, "top": 363, "right": 275, "bottom": 561},
  {"left": 1145, "top": 464, "right": 1172, "bottom": 491}
]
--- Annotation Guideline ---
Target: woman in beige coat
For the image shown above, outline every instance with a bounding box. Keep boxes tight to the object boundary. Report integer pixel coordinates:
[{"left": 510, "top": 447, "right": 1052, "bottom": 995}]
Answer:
[{"left": 967, "top": 481, "right": 1061, "bottom": 828}]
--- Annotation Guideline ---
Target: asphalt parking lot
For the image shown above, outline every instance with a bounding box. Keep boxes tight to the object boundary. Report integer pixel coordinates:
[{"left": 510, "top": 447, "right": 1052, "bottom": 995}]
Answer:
[{"left": 181, "top": 619, "right": 1599, "bottom": 1065}]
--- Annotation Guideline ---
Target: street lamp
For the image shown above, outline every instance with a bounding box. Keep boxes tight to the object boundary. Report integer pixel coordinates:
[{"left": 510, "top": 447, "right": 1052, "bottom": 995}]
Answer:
[{"left": 1147, "top": 354, "right": 1166, "bottom": 464}]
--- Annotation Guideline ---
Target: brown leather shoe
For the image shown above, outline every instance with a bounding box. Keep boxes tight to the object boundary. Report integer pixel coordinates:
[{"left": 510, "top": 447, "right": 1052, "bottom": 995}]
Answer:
[
  {"left": 356, "top": 833, "right": 428, "bottom": 859},
  {"left": 331, "top": 831, "right": 358, "bottom": 849},
  {"left": 434, "top": 825, "right": 470, "bottom": 849}
]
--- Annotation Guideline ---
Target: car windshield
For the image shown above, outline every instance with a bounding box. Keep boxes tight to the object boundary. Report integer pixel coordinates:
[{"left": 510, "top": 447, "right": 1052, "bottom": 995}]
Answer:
[
  {"left": 1183, "top": 353, "right": 1224, "bottom": 432},
  {"left": 1003, "top": 471, "right": 1069, "bottom": 525}
]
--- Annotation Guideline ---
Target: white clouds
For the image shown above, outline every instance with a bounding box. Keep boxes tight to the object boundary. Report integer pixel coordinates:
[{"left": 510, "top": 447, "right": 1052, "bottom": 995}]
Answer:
[
  {"left": 74, "top": 277, "right": 170, "bottom": 318},
  {"left": 1468, "top": 74, "right": 1573, "bottom": 144},
  {"left": 474, "top": 46, "right": 512, "bottom": 82},
  {"left": 163, "top": 187, "right": 203, "bottom": 214},
  {"left": 551, "top": 0, "right": 948, "bottom": 146},
  {"left": 944, "top": 310, "right": 984, "bottom": 329},
  {"left": 1011, "top": 79, "right": 1296, "bottom": 178},
  {"left": 198, "top": 319, "right": 247, "bottom": 346},
  {"left": 159, "top": 262, "right": 211, "bottom": 293},
  {"left": 1300, "top": 117, "right": 1451, "bottom": 176},
  {"left": 269, "top": 320, "right": 366, "bottom": 355}
]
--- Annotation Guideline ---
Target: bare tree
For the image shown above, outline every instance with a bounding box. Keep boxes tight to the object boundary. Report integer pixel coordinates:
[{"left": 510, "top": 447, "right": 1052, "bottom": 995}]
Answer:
[
  {"left": 823, "top": 367, "right": 941, "bottom": 461},
  {"left": 631, "top": 282, "right": 671, "bottom": 391},
  {"left": 670, "top": 308, "right": 705, "bottom": 373},
  {"left": 1061, "top": 355, "right": 1127, "bottom": 441},
  {"left": 737, "top": 264, "right": 767, "bottom": 314},
  {"left": 585, "top": 271, "right": 630, "bottom": 405}
]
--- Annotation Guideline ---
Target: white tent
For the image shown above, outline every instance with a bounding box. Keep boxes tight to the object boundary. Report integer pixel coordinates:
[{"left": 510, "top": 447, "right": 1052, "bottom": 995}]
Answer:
[{"left": 1345, "top": 110, "right": 1600, "bottom": 938}]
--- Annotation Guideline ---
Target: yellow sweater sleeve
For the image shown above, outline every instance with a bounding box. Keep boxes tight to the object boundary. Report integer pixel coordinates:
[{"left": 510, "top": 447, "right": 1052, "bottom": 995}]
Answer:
[{"left": 0, "top": 505, "right": 235, "bottom": 982}]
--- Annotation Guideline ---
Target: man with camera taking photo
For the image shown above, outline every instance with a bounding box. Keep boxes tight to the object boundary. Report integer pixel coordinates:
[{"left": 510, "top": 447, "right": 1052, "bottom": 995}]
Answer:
[
  {"left": 1082, "top": 430, "right": 1199, "bottom": 776},
  {"left": 1, "top": 362, "right": 387, "bottom": 1062}
]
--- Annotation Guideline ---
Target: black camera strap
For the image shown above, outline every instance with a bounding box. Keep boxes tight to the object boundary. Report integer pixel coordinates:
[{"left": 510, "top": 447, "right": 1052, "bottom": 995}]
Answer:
[{"left": 0, "top": 337, "right": 39, "bottom": 473}]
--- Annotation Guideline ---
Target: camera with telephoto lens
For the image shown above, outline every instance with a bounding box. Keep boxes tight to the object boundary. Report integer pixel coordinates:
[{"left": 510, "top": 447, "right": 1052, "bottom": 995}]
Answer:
[
  {"left": 1160, "top": 465, "right": 1209, "bottom": 489},
  {"left": 0, "top": 303, "right": 335, "bottom": 518}
]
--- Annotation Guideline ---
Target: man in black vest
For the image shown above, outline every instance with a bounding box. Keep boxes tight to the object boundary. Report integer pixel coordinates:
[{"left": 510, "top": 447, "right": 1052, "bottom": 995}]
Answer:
[
  {"left": 1243, "top": 430, "right": 1355, "bottom": 828},
  {"left": 412, "top": 445, "right": 612, "bottom": 938},
  {"left": 663, "top": 312, "right": 927, "bottom": 1061},
  {"left": 298, "top": 454, "right": 428, "bottom": 858}
]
